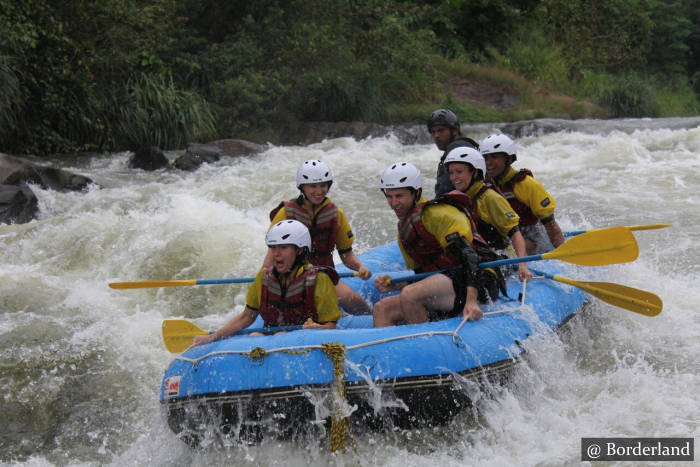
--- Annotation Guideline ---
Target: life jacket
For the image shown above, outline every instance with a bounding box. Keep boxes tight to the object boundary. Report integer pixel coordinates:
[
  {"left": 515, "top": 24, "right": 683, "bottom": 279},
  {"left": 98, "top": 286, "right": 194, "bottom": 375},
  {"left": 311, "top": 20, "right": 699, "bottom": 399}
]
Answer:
[
  {"left": 463, "top": 183, "right": 512, "bottom": 250},
  {"left": 496, "top": 169, "right": 539, "bottom": 226},
  {"left": 398, "top": 194, "right": 489, "bottom": 272},
  {"left": 269, "top": 196, "right": 339, "bottom": 267},
  {"left": 259, "top": 265, "right": 339, "bottom": 326},
  {"left": 428, "top": 191, "right": 494, "bottom": 255},
  {"left": 400, "top": 195, "right": 508, "bottom": 300},
  {"left": 435, "top": 191, "right": 509, "bottom": 300}
]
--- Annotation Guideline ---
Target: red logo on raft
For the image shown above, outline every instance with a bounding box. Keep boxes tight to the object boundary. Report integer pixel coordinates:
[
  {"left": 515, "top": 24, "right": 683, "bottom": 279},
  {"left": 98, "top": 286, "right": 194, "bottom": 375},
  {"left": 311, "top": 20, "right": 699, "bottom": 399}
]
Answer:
[{"left": 164, "top": 376, "right": 181, "bottom": 398}]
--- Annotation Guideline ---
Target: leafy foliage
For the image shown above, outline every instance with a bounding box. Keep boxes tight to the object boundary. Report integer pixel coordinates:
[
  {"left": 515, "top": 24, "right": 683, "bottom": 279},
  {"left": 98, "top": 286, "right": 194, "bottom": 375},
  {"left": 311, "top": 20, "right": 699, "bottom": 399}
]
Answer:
[
  {"left": 598, "top": 73, "right": 659, "bottom": 117},
  {"left": 0, "top": 54, "right": 22, "bottom": 141},
  {"left": 540, "top": 0, "right": 654, "bottom": 71},
  {"left": 109, "top": 74, "right": 215, "bottom": 151},
  {"left": 0, "top": 0, "right": 698, "bottom": 155},
  {"left": 0, "top": 0, "right": 194, "bottom": 154},
  {"left": 492, "top": 29, "right": 570, "bottom": 92},
  {"left": 185, "top": 0, "right": 441, "bottom": 134},
  {"left": 646, "top": 0, "right": 693, "bottom": 75}
]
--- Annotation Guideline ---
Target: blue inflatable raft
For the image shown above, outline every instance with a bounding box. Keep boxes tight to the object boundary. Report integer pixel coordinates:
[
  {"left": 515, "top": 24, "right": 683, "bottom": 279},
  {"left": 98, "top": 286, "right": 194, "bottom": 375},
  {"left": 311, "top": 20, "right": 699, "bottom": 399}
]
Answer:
[{"left": 160, "top": 242, "right": 587, "bottom": 446}]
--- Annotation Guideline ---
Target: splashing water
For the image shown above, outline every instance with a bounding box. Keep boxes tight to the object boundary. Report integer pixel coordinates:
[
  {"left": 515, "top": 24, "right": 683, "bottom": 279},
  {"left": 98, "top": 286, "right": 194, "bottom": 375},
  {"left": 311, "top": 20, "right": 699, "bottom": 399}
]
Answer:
[{"left": 1, "top": 121, "right": 698, "bottom": 465}]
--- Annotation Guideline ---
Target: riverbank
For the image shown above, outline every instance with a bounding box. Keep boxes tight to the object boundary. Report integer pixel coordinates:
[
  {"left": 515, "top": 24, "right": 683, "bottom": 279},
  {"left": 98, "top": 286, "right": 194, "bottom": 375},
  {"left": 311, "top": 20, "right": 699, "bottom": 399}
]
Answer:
[
  {"left": 4, "top": 2, "right": 698, "bottom": 156},
  {"left": 246, "top": 58, "right": 699, "bottom": 146}
]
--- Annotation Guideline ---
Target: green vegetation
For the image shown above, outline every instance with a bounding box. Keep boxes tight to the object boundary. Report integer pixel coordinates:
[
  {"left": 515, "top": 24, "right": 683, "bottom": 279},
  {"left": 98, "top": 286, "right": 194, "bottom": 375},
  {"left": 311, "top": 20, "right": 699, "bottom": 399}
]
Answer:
[
  {"left": 0, "top": 0, "right": 698, "bottom": 155},
  {"left": 110, "top": 73, "right": 215, "bottom": 150}
]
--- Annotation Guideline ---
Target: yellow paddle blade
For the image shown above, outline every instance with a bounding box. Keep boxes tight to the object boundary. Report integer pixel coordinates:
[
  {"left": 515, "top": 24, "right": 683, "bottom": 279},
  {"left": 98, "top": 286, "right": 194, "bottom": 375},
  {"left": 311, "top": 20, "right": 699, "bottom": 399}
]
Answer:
[
  {"left": 552, "top": 275, "right": 662, "bottom": 316},
  {"left": 625, "top": 223, "right": 671, "bottom": 232},
  {"left": 162, "top": 319, "right": 209, "bottom": 353},
  {"left": 110, "top": 280, "right": 197, "bottom": 289},
  {"left": 543, "top": 226, "right": 638, "bottom": 266}
]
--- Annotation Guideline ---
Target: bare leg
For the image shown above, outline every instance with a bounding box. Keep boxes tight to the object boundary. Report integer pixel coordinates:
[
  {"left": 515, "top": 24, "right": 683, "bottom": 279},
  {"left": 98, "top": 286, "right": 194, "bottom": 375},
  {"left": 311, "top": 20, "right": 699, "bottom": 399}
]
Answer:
[
  {"left": 399, "top": 274, "right": 456, "bottom": 324},
  {"left": 373, "top": 274, "right": 455, "bottom": 327},
  {"left": 336, "top": 279, "right": 370, "bottom": 315},
  {"left": 373, "top": 294, "right": 403, "bottom": 327}
]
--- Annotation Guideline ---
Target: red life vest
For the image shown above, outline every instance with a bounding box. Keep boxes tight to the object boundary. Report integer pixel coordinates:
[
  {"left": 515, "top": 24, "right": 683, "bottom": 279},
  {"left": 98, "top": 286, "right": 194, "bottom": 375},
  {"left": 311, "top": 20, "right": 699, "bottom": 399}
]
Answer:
[
  {"left": 428, "top": 191, "right": 493, "bottom": 253},
  {"left": 461, "top": 183, "right": 512, "bottom": 250},
  {"left": 398, "top": 194, "right": 488, "bottom": 273},
  {"left": 269, "top": 197, "right": 339, "bottom": 267},
  {"left": 259, "top": 265, "right": 339, "bottom": 326},
  {"left": 496, "top": 169, "right": 539, "bottom": 226}
]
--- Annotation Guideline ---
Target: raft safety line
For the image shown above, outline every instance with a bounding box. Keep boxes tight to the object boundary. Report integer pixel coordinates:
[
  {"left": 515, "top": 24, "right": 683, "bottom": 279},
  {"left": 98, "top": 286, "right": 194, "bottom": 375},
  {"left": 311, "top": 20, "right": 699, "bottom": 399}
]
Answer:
[{"left": 174, "top": 307, "right": 525, "bottom": 367}]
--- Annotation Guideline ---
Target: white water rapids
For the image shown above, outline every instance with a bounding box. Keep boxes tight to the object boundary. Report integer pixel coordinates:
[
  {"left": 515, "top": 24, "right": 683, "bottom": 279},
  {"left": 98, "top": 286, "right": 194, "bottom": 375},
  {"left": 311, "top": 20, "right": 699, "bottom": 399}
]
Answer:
[{"left": 1, "top": 119, "right": 698, "bottom": 466}]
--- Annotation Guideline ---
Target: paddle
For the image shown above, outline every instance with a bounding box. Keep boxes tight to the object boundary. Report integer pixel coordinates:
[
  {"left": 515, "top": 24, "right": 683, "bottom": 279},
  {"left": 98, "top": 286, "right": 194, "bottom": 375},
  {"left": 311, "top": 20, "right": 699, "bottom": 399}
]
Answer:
[
  {"left": 387, "top": 226, "right": 639, "bottom": 284},
  {"left": 529, "top": 268, "right": 662, "bottom": 316},
  {"left": 110, "top": 271, "right": 359, "bottom": 290},
  {"left": 482, "top": 226, "right": 638, "bottom": 268},
  {"left": 162, "top": 319, "right": 303, "bottom": 353},
  {"left": 564, "top": 223, "right": 670, "bottom": 237}
]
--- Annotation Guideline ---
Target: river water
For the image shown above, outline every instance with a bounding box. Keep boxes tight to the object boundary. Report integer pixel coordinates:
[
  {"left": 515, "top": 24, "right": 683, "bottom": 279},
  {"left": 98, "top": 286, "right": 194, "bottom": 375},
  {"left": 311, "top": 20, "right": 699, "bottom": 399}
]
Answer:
[{"left": 1, "top": 119, "right": 698, "bottom": 466}]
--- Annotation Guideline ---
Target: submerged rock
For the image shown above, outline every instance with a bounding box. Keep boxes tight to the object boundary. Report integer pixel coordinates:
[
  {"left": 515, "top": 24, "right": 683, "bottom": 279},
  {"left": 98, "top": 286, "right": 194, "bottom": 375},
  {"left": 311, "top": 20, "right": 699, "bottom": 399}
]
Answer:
[
  {"left": 173, "top": 143, "right": 222, "bottom": 171},
  {"left": 0, "top": 153, "right": 93, "bottom": 192},
  {"left": 128, "top": 146, "right": 170, "bottom": 171},
  {"left": 210, "top": 139, "right": 264, "bottom": 157},
  {"left": 173, "top": 140, "right": 265, "bottom": 171},
  {"left": 0, "top": 183, "right": 38, "bottom": 224},
  {"left": 0, "top": 152, "right": 93, "bottom": 224}
]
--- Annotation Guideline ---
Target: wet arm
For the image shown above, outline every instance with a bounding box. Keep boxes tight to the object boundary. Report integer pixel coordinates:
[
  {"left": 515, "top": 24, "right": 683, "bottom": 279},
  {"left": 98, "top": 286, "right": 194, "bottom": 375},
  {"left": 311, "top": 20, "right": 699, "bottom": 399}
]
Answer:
[
  {"left": 462, "top": 285, "right": 482, "bottom": 321},
  {"left": 374, "top": 274, "right": 407, "bottom": 293},
  {"left": 509, "top": 230, "right": 533, "bottom": 281},
  {"left": 340, "top": 250, "right": 371, "bottom": 279},
  {"left": 191, "top": 307, "right": 258, "bottom": 347},
  {"left": 543, "top": 218, "right": 565, "bottom": 247}
]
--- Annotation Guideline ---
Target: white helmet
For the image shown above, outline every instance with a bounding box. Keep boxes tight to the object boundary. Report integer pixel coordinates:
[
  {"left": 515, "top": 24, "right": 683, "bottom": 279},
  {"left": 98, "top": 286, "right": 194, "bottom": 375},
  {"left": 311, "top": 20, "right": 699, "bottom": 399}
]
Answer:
[
  {"left": 265, "top": 220, "right": 312, "bottom": 250},
  {"left": 480, "top": 134, "right": 517, "bottom": 161},
  {"left": 379, "top": 162, "right": 422, "bottom": 190},
  {"left": 296, "top": 159, "right": 333, "bottom": 188},
  {"left": 444, "top": 146, "right": 486, "bottom": 176}
]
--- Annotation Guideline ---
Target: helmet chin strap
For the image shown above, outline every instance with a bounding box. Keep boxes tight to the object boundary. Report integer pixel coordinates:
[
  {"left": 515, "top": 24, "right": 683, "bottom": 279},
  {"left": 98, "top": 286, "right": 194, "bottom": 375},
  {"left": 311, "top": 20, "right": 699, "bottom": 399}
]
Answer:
[
  {"left": 299, "top": 191, "right": 316, "bottom": 207},
  {"left": 466, "top": 168, "right": 479, "bottom": 190},
  {"left": 412, "top": 188, "right": 422, "bottom": 205},
  {"left": 293, "top": 246, "right": 309, "bottom": 269}
]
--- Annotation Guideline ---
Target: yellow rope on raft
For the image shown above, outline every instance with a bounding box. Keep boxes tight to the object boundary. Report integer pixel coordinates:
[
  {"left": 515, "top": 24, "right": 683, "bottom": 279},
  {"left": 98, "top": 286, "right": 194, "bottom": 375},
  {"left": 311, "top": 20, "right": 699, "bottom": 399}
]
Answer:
[
  {"left": 321, "top": 342, "right": 356, "bottom": 455},
  {"left": 243, "top": 347, "right": 268, "bottom": 359},
  {"left": 244, "top": 346, "right": 314, "bottom": 360},
  {"left": 242, "top": 342, "right": 356, "bottom": 453}
]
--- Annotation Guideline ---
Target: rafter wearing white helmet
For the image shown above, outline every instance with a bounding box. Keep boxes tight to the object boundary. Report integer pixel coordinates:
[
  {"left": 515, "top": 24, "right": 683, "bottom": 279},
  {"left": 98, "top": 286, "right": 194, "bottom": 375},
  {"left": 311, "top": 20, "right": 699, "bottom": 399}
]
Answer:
[
  {"left": 265, "top": 220, "right": 312, "bottom": 250},
  {"left": 444, "top": 146, "right": 486, "bottom": 178},
  {"left": 296, "top": 159, "right": 333, "bottom": 189},
  {"left": 480, "top": 134, "right": 517, "bottom": 162},
  {"left": 379, "top": 162, "right": 422, "bottom": 191}
]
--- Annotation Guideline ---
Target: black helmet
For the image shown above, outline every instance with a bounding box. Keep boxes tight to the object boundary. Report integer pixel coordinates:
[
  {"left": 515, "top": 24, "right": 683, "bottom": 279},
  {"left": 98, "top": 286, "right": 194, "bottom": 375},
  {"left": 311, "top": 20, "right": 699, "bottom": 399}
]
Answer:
[{"left": 427, "top": 109, "right": 460, "bottom": 131}]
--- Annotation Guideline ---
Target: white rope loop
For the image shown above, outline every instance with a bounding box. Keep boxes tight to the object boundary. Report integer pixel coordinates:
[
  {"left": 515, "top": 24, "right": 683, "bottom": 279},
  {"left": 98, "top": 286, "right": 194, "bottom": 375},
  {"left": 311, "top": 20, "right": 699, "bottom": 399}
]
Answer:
[{"left": 175, "top": 307, "right": 522, "bottom": 366}]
